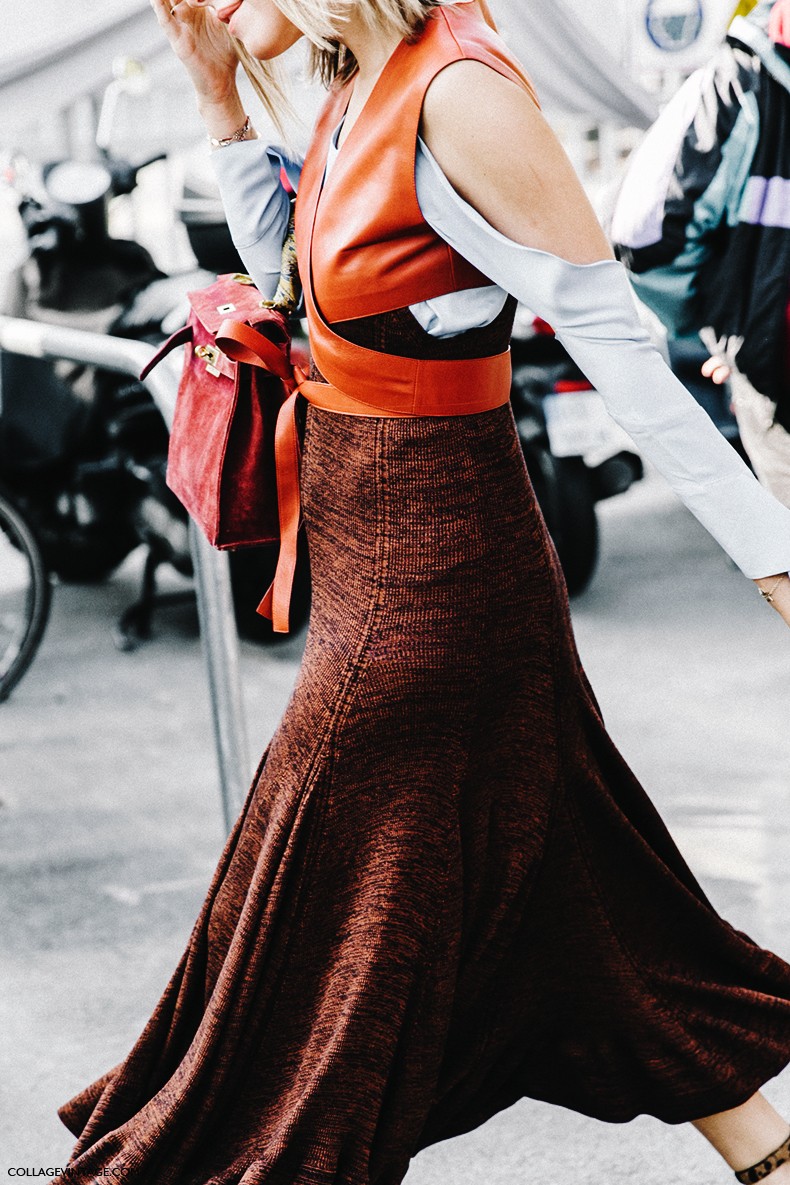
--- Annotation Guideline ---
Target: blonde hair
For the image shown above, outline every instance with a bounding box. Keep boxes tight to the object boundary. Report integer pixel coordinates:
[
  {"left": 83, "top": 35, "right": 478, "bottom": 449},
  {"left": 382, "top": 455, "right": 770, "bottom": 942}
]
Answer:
[{"left": 235, "top": 0, "right": 455, "bottom": 134}]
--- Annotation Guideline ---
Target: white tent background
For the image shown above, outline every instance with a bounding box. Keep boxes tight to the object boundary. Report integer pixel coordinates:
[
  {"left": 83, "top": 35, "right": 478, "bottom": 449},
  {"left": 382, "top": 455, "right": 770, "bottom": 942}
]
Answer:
[
  {"left": 490, "top": 0, "right": 739, "bottom": 128},
  {"left": 0, "top": 0, "right": 748, "bottom": 152},
  {"left": 0, "top": 0, "right": 756, "bottom": 318}
]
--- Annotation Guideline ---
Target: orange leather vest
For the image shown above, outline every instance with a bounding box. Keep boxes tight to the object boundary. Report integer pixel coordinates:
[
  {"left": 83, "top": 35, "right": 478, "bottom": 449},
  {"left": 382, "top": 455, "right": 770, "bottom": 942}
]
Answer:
[
  {"left": 259, "top": 1, "right": 539, "bottom": 631},
  {"left": 297, "top": 3, "right": 536, "bottom": 325}
]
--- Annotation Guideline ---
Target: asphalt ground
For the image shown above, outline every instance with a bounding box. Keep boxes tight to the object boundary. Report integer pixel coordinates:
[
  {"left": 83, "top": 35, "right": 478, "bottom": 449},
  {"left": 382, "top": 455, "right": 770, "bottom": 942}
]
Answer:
[{"left": 1, "top": 468, "right": 789, "bottom": 1184}]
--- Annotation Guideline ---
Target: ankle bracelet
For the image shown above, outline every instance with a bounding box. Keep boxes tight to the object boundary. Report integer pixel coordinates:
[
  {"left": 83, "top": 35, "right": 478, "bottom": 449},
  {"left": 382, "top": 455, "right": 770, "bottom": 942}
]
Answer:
[{"left": 735, "top": 1132, "right": 790, "bottom": 1184}]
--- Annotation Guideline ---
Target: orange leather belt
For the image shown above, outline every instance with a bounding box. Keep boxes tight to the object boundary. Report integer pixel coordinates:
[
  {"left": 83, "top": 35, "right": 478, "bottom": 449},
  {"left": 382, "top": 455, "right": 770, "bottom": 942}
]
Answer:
[{"left": 220, "top": 323, "right": 512, "bottom": 634}]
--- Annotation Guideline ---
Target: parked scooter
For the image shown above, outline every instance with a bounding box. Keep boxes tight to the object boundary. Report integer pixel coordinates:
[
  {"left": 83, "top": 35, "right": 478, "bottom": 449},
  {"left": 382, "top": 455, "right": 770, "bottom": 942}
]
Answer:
[
  {"left": 510, "top": 315, "right": 644, "bottom": 595},
  {"left": 0, "top": 142, "right": 311, "bottom": 645},
  {"left": 0, "top": 147, "right": 198, "bottom": 641}
]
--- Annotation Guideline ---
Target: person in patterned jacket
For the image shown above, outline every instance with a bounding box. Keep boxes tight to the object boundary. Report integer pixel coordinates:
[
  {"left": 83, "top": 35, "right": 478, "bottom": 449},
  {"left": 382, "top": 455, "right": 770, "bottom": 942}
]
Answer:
[{"left": 612, "top": 0, "right": 790, "bottom": 507}]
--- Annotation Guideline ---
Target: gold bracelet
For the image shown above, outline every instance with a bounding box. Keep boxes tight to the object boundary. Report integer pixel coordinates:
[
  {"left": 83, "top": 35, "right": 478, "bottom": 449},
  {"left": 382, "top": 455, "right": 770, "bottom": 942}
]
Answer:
[
  {"left": 208, "top": 114, "right": 252, "bottom": 150},
  {"left": 758, "top": 575, "right": 787, "bottom": 604}
]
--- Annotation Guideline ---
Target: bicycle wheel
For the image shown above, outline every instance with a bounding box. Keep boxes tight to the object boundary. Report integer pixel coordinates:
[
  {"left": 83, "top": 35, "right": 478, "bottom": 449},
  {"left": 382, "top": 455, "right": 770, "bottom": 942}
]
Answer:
[{"left": 0, "top": 486, "right": 52, "bottom": 702}]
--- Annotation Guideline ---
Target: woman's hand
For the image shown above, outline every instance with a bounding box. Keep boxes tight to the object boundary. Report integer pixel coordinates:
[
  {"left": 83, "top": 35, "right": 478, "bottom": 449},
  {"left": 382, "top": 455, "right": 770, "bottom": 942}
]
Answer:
[
  {"left": 754, "top": 573, "right": 790, "bottom": 628},
  {"left": 150, "top": 0, "right": 241, "bottom": 112}
]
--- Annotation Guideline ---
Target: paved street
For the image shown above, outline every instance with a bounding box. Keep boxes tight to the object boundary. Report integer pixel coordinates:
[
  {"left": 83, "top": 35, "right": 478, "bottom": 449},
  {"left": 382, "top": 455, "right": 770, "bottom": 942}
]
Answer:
[{"left": 1, "top": 469, "right": 789, "bottom": 1183}]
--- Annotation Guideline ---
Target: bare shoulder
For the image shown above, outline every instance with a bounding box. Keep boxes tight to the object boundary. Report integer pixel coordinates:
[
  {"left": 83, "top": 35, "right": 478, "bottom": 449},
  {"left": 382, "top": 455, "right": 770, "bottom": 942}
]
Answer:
[
  {"left": 420, "top": 58, "right": 613, "bottom": 265},
  {"left": 421, "top": 59, "right": 544, "bottom": 154}
]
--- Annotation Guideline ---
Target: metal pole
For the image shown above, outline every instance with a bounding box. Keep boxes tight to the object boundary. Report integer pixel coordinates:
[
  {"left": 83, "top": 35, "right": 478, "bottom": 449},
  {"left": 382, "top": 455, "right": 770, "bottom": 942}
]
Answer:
[
  {"left": 190, "top": 524, "right": 250, "bottom": 829},
  {"left": 0, "top": 315, "right": 251, "bottom": 832}
]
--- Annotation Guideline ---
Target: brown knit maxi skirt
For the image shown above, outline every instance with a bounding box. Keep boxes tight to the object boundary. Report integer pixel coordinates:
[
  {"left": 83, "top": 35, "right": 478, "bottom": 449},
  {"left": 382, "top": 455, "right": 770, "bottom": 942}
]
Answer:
[{"left": 56, "top": 402, "right": 790, "bottom": 1185}]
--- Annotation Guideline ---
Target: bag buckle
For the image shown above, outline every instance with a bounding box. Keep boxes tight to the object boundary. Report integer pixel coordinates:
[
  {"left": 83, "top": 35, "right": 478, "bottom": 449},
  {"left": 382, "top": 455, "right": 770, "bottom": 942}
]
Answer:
[
  {"left": 195, "top": 344, "right": 222, "bottom": 377},
  {"left": 231, "top": 273, "right": 255, "bottom": 286},
  {"left": 216, "top": 302, "right": 237, "bottom": 315}
]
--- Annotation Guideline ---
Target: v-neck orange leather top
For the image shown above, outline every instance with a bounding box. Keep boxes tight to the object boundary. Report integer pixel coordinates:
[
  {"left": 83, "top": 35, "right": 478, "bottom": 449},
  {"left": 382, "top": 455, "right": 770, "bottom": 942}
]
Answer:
[
  {"left": 258, "top": 2, "right": 539, "bottom": 631},
  {"left": 294, "top": 1, "right": 537, "bottom": 412},
  {"left": 296, "top": 5, "right": 534, "bottom": 324}
]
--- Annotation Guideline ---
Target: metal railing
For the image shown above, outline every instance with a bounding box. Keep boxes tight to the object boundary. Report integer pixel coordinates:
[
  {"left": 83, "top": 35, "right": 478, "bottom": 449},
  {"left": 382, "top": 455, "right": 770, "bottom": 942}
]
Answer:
[{"left": 0, "top": 315, "right": 250, "bottom": 833}]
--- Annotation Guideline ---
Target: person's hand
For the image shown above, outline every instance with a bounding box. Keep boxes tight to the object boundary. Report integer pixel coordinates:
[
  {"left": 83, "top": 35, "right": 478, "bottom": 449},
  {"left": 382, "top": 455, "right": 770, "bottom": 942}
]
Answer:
[
  {"left": 701, "top": 355, "right": 732, "bottom": 385},
  {"left": 150, "top": 0, "right": 240, "bottom": 109},
  {"left": 754, "top": 573, "right": 790, "bottom": 629}
]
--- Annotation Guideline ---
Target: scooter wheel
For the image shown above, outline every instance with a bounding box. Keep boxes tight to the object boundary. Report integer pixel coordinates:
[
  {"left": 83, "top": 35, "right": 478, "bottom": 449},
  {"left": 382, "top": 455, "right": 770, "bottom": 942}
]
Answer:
[
  {"left": 551, "top": 456, "right": 599, "bottom": 596},
  {"left": 520, "top": 444, "right": 599, "bottom": 597}
]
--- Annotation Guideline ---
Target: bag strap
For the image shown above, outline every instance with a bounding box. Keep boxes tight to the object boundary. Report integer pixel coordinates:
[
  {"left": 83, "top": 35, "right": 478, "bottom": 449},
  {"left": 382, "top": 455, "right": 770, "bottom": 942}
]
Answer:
[
  {"left": 139, "top": 325, "right": 193, "bottom": 381},
  {"left": 139, "top": 318, "right": 294, "bottom": 385},
  {"left": 215, "top": 320, "right": 294, "bottom": 384}
]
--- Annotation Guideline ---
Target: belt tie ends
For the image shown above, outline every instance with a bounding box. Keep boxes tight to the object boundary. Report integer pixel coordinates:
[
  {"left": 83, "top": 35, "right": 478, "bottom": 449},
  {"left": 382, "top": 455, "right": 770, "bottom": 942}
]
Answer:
[
  {"left": 255, "top": 385, "right": 304, "bottom": 633},
  {"left": 255, "top": 377, "right": 379, "bottom": 633}
]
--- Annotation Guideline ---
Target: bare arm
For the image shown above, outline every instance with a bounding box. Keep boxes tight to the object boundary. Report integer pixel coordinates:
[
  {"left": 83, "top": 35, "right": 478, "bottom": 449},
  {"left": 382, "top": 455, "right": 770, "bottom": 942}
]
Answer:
[
  {"left": 150, "top": 0, "right": 294, "bottom": 297},
  {"left": 150, "top": 0, "right": 252, "bottom": 139},
  {"left": 421, "top": 60, "right": 612, "bottom": 265}
]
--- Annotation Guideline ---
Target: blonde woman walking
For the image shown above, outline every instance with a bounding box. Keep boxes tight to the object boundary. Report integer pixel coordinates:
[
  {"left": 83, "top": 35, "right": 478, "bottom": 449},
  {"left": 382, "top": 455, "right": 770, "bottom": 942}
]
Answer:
[{"left": 54, "top": 3, "right": 790, "bottom": 1183}]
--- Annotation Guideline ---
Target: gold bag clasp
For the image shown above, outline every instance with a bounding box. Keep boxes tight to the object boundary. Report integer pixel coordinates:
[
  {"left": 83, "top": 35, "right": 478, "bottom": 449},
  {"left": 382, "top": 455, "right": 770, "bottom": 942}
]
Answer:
[{"left": 195, "top": 344, "right": 222, "bottom": 377}]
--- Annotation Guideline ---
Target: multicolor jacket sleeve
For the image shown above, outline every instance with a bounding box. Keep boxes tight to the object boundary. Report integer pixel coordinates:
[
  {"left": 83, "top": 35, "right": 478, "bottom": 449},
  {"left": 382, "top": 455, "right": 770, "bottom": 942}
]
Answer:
[{"left": 610, "top": 42, "right": 760, "bottom": 338}]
